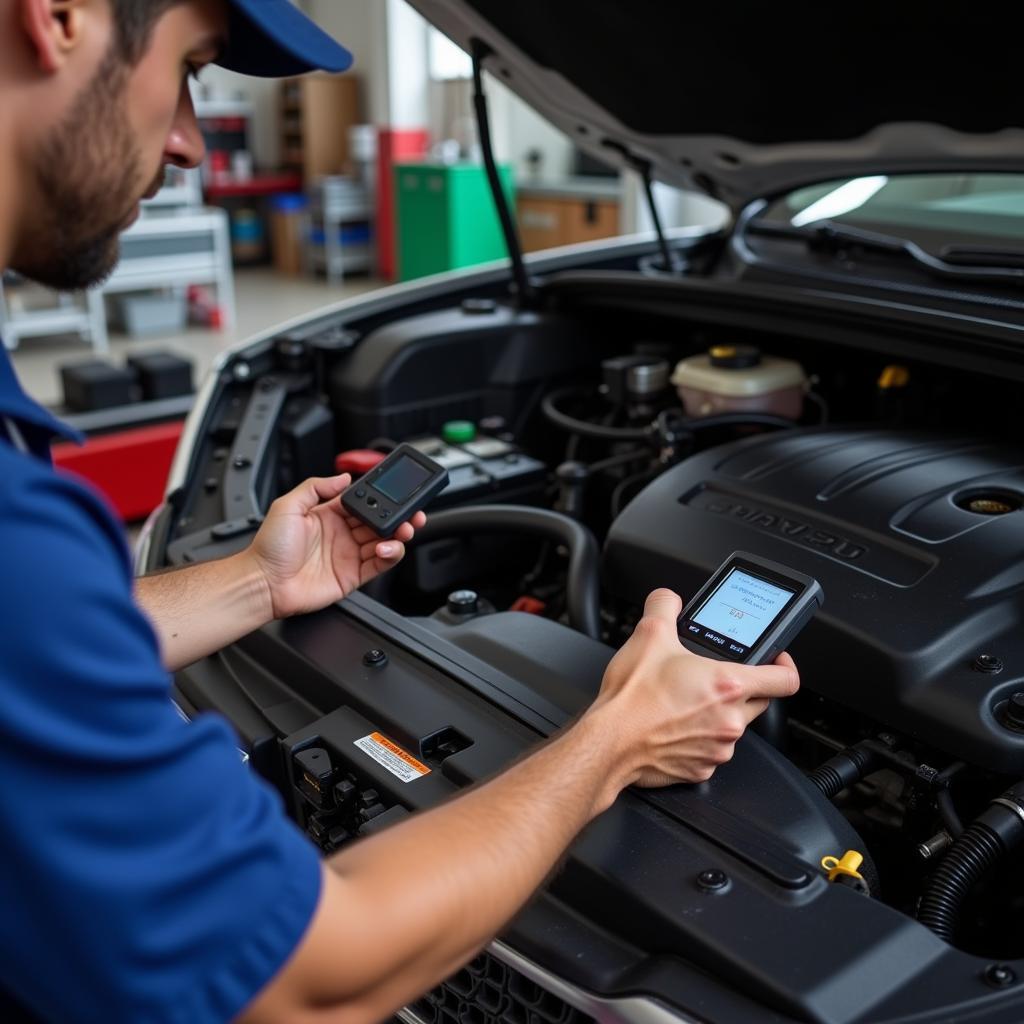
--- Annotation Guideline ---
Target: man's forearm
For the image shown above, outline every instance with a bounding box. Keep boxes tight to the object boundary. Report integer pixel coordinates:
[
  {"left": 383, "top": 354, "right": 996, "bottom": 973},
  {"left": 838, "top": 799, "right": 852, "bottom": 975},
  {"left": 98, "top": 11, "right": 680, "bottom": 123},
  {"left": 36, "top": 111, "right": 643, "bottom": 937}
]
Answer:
[
  {"left": 244, "top": 702, "right": 632, "bottom": 1024},
  {"left": 135, "top": 553, "right": 272, "bottom": 672}
]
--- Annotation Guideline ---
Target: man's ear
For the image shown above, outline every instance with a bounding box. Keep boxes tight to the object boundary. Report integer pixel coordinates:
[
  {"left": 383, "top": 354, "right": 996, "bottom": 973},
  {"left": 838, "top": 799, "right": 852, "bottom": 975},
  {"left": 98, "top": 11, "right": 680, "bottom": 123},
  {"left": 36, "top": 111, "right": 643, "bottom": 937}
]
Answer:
[{"left": 19, "top": 0, "right": 90, "bottom": 74}]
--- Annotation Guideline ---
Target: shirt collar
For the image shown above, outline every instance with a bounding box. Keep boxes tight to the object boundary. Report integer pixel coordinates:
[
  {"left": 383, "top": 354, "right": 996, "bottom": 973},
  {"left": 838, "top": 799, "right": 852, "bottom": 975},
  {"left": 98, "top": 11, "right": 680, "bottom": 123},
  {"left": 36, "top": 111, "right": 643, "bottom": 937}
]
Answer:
[{"left": 0, "top": 342, "right": 84, "bottom": 447}]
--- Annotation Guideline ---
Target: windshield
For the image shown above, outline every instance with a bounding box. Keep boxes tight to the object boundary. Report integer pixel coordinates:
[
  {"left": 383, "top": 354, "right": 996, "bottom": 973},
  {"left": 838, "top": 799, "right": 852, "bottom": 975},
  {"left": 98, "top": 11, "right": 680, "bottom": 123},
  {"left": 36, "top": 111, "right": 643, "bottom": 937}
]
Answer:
[{"left": 759, "top": 174, "right": 1024, "bottom": 253}]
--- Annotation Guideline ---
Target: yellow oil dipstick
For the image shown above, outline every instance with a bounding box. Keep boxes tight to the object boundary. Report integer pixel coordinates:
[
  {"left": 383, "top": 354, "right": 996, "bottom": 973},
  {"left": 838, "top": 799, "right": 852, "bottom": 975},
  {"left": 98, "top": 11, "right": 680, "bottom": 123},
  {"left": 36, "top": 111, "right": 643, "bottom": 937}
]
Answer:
[
  {"left": 821, "top": 850, "right": 866, "bottom": 884},
  {"left": 877, "top": 364, "right": 910, "bottom": 390}
]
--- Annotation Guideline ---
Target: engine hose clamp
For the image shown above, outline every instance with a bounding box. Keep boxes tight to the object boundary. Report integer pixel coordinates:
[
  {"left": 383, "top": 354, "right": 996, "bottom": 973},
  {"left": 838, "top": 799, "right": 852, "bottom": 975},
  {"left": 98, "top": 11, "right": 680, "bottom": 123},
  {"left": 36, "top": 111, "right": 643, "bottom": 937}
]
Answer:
[{"left": 991, "top": 797, "right": 1024, "bottom": 829}]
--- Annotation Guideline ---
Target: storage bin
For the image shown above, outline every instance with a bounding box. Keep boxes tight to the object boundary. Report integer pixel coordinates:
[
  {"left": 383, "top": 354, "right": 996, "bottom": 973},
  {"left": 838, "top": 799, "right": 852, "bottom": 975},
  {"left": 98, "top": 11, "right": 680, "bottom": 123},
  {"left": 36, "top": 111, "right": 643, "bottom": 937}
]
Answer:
[{"left": 117, "top": 292, "right": 187, "bottom": 339}]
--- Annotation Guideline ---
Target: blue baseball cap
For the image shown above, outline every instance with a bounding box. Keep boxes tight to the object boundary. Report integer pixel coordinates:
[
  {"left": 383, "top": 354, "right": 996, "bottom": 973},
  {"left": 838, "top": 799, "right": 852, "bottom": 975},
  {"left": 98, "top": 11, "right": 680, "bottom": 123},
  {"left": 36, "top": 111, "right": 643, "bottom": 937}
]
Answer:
[{"left": 218, "top": 0, "right": 354, "bottom": 77}]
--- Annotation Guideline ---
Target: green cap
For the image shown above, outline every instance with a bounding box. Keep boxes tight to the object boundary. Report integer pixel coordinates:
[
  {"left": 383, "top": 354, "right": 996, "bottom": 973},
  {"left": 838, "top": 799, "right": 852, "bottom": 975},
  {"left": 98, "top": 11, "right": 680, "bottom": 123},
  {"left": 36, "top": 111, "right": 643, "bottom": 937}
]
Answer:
[{"left": 441, "top": 420, "right": 477, "bottom": 445}]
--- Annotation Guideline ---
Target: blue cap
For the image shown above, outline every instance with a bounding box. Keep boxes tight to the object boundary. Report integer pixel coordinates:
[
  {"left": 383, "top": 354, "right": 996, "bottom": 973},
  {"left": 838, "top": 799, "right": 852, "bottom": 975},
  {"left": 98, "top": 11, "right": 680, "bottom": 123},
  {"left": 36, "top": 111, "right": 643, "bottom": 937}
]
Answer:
[{"left": 218, "top": 0, "right": 354, "bottom": 78}]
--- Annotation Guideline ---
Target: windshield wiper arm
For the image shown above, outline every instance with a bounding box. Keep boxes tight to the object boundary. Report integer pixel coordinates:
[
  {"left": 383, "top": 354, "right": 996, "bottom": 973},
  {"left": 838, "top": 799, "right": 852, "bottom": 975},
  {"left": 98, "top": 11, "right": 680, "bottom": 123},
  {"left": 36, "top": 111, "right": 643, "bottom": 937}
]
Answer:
[
  {"left": 941, "top": 245, "right": 1024, "bottom": 270},
  {"left": 746, "top": 219, "right": 1024, "bottom": 287}
]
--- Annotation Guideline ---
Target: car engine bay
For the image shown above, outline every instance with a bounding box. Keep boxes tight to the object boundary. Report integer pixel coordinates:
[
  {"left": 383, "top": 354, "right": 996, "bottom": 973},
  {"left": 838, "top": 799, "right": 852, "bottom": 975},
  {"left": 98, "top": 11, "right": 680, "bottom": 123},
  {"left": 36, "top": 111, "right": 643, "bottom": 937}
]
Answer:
[{"left": 150, "top": 262, "right": 1024, "bottom": 1023}]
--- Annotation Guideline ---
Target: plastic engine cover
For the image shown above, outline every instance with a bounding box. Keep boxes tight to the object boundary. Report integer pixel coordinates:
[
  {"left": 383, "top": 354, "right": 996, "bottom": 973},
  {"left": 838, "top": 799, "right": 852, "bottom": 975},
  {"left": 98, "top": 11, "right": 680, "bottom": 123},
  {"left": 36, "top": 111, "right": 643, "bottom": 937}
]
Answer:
[
  {"left": 604, "top": 427, "right": 1024, "bottom": 773},
  {"left": 417, "top": 610, "right": 873, "bottom": 887}
]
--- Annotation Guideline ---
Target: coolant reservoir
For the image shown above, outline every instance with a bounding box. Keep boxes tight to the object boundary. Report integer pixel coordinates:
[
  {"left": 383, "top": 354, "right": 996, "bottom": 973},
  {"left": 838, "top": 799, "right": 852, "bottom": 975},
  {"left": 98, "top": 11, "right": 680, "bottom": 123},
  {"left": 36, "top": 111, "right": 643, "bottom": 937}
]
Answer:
[{"left": 671, "top": 345, "right": 807, "bottom": 419}]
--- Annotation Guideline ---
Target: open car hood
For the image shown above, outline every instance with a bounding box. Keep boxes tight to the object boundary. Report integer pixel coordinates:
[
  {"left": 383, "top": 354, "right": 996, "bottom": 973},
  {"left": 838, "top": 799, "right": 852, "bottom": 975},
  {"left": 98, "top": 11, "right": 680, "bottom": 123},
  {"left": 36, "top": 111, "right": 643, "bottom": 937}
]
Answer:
[{"left": 408, "top": 0, "right": 1024, "bottom": 209}]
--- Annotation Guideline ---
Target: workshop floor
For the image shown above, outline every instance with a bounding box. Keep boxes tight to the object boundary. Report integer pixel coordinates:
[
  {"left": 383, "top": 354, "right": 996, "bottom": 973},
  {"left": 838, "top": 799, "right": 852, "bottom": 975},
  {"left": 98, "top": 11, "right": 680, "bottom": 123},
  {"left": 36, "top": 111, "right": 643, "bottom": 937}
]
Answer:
[{"left": 9, "top": 268, "right": 385, "bottom": 408}]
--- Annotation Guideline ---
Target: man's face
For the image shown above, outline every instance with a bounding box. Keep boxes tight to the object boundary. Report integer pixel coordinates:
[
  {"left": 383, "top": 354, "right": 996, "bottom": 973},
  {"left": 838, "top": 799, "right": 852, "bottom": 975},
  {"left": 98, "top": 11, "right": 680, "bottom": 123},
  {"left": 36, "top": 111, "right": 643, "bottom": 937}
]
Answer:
[{"left": 12, "top": 0, "right": 226, "bottom": 291}]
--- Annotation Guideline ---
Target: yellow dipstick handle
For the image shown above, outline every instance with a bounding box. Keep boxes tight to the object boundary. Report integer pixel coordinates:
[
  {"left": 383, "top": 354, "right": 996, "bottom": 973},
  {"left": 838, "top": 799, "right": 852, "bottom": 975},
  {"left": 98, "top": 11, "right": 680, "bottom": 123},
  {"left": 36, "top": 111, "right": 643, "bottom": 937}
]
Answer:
[
  {"left": 821, "top": 850, "right": 865, "bottom": 884},
  {"left": 877, "top": 364, "right": 910, "bottom": 390}
]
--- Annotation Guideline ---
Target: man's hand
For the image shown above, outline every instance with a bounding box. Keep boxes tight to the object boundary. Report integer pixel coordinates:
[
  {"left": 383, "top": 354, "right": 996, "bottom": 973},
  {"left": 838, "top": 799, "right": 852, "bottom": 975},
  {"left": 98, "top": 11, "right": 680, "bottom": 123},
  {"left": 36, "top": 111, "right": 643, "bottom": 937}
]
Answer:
[
  {"left": 588, "top": 587, "right": 799, "bottom": 801},
  {"left": 239, "top": 585, "right": 800, "bottom": 1024},
  {"left": 248, "top": 473, "right": 427, "bottom": 620}
]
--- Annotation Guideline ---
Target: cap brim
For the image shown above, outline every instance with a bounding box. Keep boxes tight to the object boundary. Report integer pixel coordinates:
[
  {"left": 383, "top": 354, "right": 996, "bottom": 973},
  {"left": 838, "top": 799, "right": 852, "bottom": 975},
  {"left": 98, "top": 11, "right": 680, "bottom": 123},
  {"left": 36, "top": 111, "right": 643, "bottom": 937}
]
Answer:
[{"left": 218, "top": 0, "right": 354, "bottom": 78}]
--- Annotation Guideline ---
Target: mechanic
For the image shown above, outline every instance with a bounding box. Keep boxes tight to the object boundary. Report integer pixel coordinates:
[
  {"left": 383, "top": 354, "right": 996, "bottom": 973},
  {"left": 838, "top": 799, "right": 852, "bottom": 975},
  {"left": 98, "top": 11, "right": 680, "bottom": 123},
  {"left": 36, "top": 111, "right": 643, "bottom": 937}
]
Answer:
[{"left": 0, "top": 2, "right": 800, "bottom": 1021}]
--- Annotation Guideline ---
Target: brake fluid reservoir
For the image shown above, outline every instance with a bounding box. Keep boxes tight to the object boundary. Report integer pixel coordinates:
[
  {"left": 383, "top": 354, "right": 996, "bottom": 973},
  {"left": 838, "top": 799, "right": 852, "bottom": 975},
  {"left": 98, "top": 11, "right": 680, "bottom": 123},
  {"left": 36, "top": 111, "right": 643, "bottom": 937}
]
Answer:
[{"left": 671, "top": 345, "right": 807, "bottom": 419}]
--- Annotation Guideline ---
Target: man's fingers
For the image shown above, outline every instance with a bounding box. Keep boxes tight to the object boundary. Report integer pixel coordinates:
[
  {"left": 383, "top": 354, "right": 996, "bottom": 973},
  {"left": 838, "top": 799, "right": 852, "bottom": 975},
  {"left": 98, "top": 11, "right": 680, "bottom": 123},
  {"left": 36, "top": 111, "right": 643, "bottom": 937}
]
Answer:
[
  {"left": 350, "top": 520, "right": 418, "bottom": 550},
  {"left": 734, "top": 658, "right": 800, "bottom": 701},
  {"left": 741, "top": 697, "right": 771, "bottom": 723},
  {"left": 359, "top": 537, "right": 405, "bottom": 561},
  {"left": 373, "top": 541, "right": 404, "bottom": 563},
  {"left": 287, "top": 474, "right": 351, "bottom": 515},
  {"left": 391, "top": 520, "right": 417, "bottom": 543},
  {"left": 641, "top": 588, "right": 683, "bottom": 625},
  {"left": 773, "top": 650, "right": 797, "bottom": 673}
]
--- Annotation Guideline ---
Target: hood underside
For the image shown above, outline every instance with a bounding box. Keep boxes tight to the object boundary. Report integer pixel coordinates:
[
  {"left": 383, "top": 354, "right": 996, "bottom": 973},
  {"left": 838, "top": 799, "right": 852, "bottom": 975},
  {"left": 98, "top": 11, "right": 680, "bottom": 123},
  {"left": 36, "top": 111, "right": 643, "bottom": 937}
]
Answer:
[{"left": 408, "top": 0, "right": 1024, "bottom": 209}]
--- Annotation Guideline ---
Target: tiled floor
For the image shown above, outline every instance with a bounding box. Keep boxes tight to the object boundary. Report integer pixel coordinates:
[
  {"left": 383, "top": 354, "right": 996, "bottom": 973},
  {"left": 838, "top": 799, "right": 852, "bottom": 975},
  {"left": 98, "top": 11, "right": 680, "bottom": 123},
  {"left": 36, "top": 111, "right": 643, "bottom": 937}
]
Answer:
[{"left": 8, "top": 268, "right": 385, "bottom": 408}]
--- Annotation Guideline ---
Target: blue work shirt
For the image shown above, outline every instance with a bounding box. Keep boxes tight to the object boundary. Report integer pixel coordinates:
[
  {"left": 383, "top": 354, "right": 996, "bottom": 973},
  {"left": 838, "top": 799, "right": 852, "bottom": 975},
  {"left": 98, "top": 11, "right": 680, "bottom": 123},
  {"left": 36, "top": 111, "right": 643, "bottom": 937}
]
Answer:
[{"left": 0, "top": 347, "right": 321, "bottom": 1022}]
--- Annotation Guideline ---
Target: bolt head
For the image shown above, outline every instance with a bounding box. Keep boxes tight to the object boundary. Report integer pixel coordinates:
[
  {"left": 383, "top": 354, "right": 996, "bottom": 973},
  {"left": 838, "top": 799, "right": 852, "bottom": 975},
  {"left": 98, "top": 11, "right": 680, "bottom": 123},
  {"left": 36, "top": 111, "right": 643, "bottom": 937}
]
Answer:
[
  {"left": 696, "top": 869, "right": 729, "bottom": 892},
  {"left": 974, "top": 653, "right": 1004, "bottom": 674},
  {"left": 984, "top": 963, "right": 1017, "bottom": 988}
]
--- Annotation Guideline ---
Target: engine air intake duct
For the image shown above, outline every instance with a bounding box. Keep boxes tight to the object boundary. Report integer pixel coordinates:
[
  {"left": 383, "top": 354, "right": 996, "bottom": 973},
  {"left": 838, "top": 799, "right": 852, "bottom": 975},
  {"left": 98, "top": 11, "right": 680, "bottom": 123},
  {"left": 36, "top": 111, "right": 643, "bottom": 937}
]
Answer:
[{"left": 918, "top": 781, "right": 1024, "bottom": 943}]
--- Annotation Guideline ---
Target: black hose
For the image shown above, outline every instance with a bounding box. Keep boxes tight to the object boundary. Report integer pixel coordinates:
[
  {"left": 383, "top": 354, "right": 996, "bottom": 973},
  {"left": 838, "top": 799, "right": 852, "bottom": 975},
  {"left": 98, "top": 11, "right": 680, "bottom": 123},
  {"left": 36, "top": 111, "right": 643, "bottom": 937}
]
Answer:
[
  {"left": 918, "top": 781, "right": 1024, "bottom": 943},
  {"left": 542, "top": 388, "right": 651, "bottom": 442},
  {"left": 414, "top": 505, "right": 602, "bottom": 640},
  {"left": 807, "top": 741, "right": 878, "bottom": 799},
  {"left": 541, "top": 386, "right": 800, "bottom": 444},
  {"left": 918, "top": 822, "right": 1003, "bottom": 942},
  {"left": 936, "top": 788, "right": 965, "bottom": 839},
  {"left": 751, "top": 701, "right": 787, "bottom": 752},
  {"left": 610, "top": 466, "right": 662, "bottom": 518}
]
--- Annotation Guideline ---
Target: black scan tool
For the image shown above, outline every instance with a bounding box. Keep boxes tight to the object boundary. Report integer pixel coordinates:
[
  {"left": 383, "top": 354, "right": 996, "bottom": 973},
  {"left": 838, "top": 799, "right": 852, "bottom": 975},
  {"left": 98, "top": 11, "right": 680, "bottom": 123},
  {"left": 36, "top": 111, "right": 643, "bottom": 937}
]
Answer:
[
  {"left": 678, "top": 551, "right": 823, "bottom": 665},
  {"left": 341, "top": 444, "right": 449, "bottom": 539}
]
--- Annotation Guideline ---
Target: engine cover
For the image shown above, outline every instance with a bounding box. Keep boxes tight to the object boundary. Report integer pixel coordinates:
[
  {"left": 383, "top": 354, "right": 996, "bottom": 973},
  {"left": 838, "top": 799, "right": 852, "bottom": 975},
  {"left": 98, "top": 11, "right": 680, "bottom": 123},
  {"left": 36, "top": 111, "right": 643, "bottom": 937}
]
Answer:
[{"left": 604, "top": 427, "right": 1024, "bottom": 771}]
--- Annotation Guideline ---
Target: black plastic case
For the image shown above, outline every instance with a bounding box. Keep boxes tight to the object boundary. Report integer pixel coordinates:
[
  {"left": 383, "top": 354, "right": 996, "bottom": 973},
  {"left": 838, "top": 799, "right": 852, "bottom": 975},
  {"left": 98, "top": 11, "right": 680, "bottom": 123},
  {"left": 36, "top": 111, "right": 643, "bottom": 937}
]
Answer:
[{"left": 678, "top": 550, "right": 823, "bottom": 664}]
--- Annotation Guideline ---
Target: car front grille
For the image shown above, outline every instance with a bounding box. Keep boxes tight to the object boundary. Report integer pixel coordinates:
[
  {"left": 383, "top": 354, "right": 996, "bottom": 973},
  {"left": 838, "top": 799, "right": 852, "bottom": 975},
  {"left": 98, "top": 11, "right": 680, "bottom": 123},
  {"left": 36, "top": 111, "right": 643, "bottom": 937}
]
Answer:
[{"left": 407, "top": 951, "right": 595, "bottom": 1024}]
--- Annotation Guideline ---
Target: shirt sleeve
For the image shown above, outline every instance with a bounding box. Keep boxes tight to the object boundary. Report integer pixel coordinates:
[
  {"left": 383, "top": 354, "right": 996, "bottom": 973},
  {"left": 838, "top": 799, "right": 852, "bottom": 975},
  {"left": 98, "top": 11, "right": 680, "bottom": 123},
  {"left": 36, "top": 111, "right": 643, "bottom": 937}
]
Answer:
[{"left": 0, "top": 462, "right": 322, "bottom": 1023}]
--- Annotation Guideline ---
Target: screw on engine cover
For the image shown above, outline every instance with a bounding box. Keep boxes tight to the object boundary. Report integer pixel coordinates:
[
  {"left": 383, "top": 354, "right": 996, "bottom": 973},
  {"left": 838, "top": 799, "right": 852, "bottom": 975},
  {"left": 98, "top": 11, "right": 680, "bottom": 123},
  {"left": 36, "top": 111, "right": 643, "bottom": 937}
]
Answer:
[
  {"left": 973, "top": 653, "right": 1003, "bottom": 674},
  {"left": 983, "top": 963, "right": 1017, "bottom": 989},
  {"left": 363, "top": 649, "right": 387, "bottom": 667},
  {"left": 232, "top": 456, "right": 251, "bottom": 469},
  {"left": 696, "top": 869, "right": 729, "bottom": 893}
]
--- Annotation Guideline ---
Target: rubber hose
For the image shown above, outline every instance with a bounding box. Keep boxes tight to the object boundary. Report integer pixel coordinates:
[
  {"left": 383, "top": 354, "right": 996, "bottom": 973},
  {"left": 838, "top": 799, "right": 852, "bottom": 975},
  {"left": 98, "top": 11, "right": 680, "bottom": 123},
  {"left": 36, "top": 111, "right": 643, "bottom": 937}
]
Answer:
[
  {"left": 751, "top": 701, "right": 787, "bottom": 752},
  {"left": 414, "top": 505, "right": 602, "bottom": 640},
  {"left": 807, "top": 741, "right": 878, "bottom": 799},
  {"left": 917, "top": 822, "right": 1003, "bottom": 942},
  {"left": 542, "top": 388, "right": 651, "bottom": 442},
  {"left": 936, "top": 787, "right": 965, "bottom": 839},
  {"left": 542, "top": 387, "right": 800, "bottom": 443}
]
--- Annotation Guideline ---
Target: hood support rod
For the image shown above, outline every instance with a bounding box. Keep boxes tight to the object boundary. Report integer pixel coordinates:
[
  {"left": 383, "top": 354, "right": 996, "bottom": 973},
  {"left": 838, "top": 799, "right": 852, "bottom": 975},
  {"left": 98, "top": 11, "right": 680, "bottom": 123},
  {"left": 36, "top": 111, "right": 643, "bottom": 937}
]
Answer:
[
  {"left": 638, "top": 160, "right": 675, "bottom": 273},
  {"left": 602, "top": 140, "right": 675, "bottom": 272},
  {"left": 470, "top": 39, "right": 535, "bottom": 307}
]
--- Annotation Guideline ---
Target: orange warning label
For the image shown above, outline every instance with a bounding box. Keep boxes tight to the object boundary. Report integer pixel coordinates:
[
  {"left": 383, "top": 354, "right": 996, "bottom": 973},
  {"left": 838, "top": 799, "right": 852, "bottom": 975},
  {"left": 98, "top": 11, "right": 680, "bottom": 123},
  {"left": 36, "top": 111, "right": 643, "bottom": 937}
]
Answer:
[{"left": 354, "top": 732, "right": 431, "bottom": 783}]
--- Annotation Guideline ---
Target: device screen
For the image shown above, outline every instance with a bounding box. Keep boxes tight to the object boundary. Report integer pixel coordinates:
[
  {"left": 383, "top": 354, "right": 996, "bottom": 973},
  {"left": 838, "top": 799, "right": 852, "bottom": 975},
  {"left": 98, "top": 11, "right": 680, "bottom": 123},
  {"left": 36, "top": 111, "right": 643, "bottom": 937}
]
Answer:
[
  {"left": 373, "top": 455, "right": 432, "bottom": 503},
  {"left": 691, "top": 568, "right": 796, "bottom": 649}
]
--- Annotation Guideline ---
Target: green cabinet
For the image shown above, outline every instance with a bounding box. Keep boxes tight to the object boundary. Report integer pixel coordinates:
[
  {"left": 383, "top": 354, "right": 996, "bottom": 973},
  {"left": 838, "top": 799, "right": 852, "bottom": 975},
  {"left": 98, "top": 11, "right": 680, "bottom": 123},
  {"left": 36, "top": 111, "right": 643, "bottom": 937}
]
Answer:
[{"left": 394, "top": 162, "right": 515, "bottom": 281}]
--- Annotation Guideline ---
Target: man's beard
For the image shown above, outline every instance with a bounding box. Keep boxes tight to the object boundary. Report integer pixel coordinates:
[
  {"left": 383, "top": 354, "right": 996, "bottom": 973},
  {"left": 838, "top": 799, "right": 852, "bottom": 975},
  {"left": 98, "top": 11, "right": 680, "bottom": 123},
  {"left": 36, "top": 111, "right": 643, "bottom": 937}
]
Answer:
[{"left": 15, "top": 48, "right": 157, "bottom": 292}]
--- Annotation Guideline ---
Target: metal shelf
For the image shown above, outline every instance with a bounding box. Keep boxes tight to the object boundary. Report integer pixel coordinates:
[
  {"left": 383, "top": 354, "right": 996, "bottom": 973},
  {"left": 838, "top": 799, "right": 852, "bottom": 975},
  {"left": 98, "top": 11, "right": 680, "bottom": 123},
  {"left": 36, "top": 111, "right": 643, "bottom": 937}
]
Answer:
[{"left": 305, "top": 176, "right": 375, "bottom": 284}]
